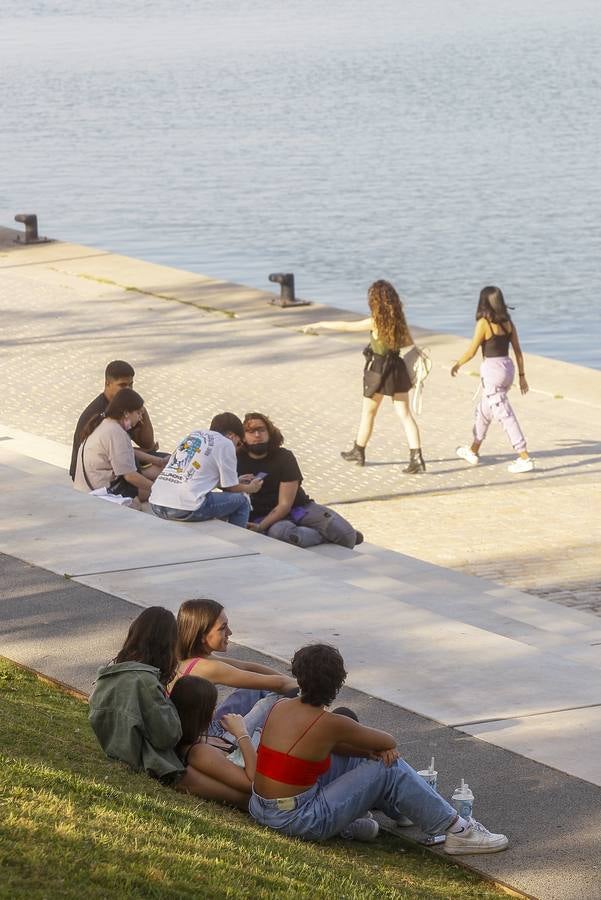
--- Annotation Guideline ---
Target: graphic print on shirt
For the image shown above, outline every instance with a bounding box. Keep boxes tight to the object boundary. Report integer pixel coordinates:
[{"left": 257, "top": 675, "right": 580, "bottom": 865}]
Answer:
[{"left": 162, "top": 432, "right": 215, "bottom": 484}]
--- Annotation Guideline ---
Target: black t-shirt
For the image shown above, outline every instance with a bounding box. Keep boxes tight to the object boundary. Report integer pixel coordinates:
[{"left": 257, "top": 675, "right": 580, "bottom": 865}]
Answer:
[
  {"left": 237, "top": 447, "right": 311, "bottom": 519},
  {"left": 69, "top": 393, "right": 108, "bottom": 479}
]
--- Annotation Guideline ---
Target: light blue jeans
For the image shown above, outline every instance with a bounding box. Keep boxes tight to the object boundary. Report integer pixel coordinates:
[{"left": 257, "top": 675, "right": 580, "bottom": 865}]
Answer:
[
  {"left": 209, "top": 689, "right": 279, "bottom": 741},
  {"left": 250, "top": 753, "right": 457, "bottom": 841},
  {"left": 151, "top": 490, "right": 249, "bottom": 527},
  {"left": 209, "top": 688, "right": 270, "bottom": 737}
]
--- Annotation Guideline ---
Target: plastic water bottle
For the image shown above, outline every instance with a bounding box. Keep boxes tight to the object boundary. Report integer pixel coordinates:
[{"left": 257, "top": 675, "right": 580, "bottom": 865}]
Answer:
[
  {"left": 417, "top": 756, "right": 438, "bottom": 792},
  {"left": 451, "top": 779, "right": 474, "bottom": 819}
]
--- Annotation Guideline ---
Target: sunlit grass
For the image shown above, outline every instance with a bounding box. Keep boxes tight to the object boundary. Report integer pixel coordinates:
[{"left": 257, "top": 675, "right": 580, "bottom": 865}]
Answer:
[{"left": 0, "top": 658, "right": 505, "bottom": 899}]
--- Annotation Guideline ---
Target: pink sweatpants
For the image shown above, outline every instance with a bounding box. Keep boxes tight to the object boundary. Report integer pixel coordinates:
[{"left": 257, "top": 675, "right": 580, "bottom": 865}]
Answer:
[{"left": 473, "top": 357, "right": 527, "bottom": 452}]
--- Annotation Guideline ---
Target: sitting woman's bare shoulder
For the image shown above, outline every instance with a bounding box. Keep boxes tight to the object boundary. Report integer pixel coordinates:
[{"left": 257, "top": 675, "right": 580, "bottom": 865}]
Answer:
[
  {"left": 183, "top": 656, "right": 209, "bottom": 673},
  {"left": 186, "top": 740, "right": 222, "bottom": 767},
  {"left": 187, "top": 655, "right": 248, "bottom": 686}
]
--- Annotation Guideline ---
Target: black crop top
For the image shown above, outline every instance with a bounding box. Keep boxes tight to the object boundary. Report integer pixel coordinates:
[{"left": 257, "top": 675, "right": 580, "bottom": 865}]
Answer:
[{"left": 482, "top": 325, "right": 511, "bottom": 358}]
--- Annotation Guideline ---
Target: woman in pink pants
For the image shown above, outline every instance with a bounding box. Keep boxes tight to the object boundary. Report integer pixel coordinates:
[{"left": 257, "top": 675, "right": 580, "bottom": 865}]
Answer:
[{"left": 451, "top": 286, "right": 534, "bottom": 474}]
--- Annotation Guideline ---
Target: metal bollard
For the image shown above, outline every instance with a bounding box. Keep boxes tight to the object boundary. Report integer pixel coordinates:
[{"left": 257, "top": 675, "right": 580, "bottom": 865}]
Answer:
[
  {"left": 268, "top": 272, "right": 311, "bottom": 308},
  {"left": 14, "top": 213, "right": 51, "bottom": 244}
]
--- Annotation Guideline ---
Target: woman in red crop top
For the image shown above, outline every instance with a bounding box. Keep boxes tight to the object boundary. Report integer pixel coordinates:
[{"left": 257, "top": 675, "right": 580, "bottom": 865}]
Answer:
[
  {"left": 451, "top": 286, "right": 534, "bottom": 474},
  {"left": 250, "top": 644, "right": 509, "bottom": 854}
]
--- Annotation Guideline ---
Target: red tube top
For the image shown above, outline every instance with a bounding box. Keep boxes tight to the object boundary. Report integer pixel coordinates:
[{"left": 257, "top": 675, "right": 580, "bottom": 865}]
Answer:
[{"left": 256, "top": 742, "right": 331, "bottom": 786}]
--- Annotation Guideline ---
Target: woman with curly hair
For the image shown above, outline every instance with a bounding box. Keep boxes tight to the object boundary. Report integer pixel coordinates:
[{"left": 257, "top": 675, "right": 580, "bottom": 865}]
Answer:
[
  {"left": 250, "top": 643, "right": 509, "bottom": 853},
  {"left": 302, "top": 280, "right": 425, "bottom": 473},
  {"left": 451, "top": 286, "right": 534, "bottom": 473}
]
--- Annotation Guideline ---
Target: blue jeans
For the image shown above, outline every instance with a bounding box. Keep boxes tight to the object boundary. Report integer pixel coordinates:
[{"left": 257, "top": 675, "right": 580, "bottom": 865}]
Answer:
[
  {"left": 209, "top": 688, "right": 271, "bottom": 737},
  {"left": 250, "top": 754, "right": 457, "bottom": 841},
  {"left": 151, "top": 491, "right": 249, "bottom": 527}
]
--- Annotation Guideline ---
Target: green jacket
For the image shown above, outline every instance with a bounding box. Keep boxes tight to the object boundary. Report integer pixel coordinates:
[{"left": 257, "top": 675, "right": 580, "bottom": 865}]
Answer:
[{"left": 89, "top": 661, "right": 184, "bottom": 780}]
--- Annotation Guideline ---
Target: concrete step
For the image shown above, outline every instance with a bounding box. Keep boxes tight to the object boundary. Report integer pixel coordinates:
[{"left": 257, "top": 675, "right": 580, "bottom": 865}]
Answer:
[{"left": 3, "top": 439, "right": 601, "bottom": 790}]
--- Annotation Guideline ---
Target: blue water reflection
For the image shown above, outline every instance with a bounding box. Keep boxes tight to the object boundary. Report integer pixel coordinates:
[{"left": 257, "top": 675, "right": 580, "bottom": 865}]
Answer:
[{"left": 1, "top": 0, "right": 599, "bottom": 367}]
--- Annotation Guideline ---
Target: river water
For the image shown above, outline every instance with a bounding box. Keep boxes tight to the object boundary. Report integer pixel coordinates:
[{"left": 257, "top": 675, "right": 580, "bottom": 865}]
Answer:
[{"left": 1, "top": 1, "right": 600, "bottom": 367}]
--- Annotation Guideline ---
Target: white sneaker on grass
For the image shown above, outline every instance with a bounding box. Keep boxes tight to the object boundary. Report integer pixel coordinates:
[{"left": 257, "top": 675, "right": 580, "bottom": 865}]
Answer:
[
  {"left": 444, "top": 818, "right": 508, "bottom": 855},
  {"left": 340, "top": 816, "right": 379, "bottom": 842},
  {"left": 508, "top": 456, "right": 534, "bottom": 474},
  {"left": 456, "top": 446, "right": 479, "bottom": 465}
]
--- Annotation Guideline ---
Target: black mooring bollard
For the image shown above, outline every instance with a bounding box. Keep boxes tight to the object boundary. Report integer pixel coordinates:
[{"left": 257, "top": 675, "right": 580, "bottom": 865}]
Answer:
[
  {"left": 14, "top": 213, "right": 51, "bottom": 244},
  {"left": 268, "top": 272, "right": 311, "bottom": 308}
]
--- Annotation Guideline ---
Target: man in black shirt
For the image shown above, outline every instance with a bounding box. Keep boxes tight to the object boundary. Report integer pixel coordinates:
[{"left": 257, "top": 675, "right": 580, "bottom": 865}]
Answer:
[
  {"left": 237, "top": 412, "right": 362, "bottom": 549},
  {"left": 69, "top": 360, "right": 160, "bottom": 480}
]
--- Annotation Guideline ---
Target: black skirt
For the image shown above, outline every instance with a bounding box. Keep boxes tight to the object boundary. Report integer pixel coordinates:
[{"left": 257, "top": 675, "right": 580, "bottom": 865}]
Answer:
[{"left": 363, "top": 349, "right": 412, "bottom": 398}]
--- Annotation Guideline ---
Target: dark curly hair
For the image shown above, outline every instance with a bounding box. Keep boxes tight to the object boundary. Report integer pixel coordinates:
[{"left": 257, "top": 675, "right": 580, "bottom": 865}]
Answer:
[
  {"left": 243, "top": 412, "right": 284, "bottom": 455},
  {"left": 176, "top": 599, "right": 224, "bottom": 660},
  {"left": 367, "top": 280, "right": 411, "bottom": 350},
  {"left": 169, "top": 675, "right": 218, "bottom": 747},
  {"left": 114, "top": 606, "right": 178, "bottom": 685},
  {"left": 291, "top": 644, "right": 347, "bottom": 707}
]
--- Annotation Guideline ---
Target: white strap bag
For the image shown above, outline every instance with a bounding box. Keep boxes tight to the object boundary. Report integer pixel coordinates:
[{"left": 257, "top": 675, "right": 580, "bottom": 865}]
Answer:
[{"left": 402, "top": 345, "right": 432, "bottom": 415}]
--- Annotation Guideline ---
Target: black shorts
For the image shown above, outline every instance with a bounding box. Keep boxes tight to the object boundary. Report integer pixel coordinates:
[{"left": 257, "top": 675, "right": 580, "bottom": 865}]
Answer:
[{"left": 363, "top": 352, "right": 412, "bottom": 397}]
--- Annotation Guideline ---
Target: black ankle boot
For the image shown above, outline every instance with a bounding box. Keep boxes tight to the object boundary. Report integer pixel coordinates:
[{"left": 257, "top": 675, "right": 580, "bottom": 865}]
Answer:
[
  {"left": 340, "top": 442, "right": 365, "bottom": 466},
  {"left": 403, "top": 448, "right": 426, "bottom": 474}
]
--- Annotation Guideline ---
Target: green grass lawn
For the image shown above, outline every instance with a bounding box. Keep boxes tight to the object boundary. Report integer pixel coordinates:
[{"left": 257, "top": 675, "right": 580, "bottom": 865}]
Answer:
[{"left": 0, "top": 658, "right": 507, "bottom": 899}]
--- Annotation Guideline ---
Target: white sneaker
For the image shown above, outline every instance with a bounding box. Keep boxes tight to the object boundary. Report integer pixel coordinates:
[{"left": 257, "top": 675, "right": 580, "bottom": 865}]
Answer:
[
  {"left": 444, "top": 818, "right": 509, "bottom": 855},
  {"left": 456, "top": 446, "right": 479, "bottom": 465},
  {"left": 340, "top": 816, "right": 379, "bottom": 842},
  {"left": 508, "top": 456, "right": 534, "bottom": 474}
]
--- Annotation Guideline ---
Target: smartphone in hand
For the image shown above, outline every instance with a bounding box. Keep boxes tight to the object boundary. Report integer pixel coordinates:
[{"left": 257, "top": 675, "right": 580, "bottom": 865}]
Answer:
[{"left": 255, "top": 472, "right": 268, "bottom": 480}]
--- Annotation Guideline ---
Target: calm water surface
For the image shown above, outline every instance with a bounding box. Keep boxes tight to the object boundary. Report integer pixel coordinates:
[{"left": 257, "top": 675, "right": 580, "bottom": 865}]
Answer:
[{"left": 1, "top": 1, "right": 600, "bottom": 367}]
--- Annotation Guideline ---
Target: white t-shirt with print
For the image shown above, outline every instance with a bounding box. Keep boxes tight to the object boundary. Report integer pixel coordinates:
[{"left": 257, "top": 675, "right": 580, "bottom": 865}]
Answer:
[{"left": 149, "top": 430, "right": 239, "bottom": 511}]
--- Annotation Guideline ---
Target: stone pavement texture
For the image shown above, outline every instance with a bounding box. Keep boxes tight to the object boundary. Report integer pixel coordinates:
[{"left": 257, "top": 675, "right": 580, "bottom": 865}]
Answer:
[
  {"left": 2, "top": 228, "right": 601, "bottom": 898},
  {"left": 1, "top": 226, "right": 600, "bottom": 614}
]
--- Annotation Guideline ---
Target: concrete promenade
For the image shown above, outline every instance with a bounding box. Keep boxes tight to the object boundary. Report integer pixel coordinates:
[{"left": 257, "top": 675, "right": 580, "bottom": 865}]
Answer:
[
  {"left": 2, "top": 226, "right": 601, "bottom": 899},
  {"left": 1, "top": 226, "right": 600, "bottom": 614}
]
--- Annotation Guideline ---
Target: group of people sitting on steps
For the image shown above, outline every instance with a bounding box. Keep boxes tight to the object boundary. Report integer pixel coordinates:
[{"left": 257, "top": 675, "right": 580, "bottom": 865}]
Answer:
[
  {"left": 70, "top": 361, "right": 363, "bottom": 549},
  {"left": 89, "top": 602, "right": 509, "bottom": 854}
]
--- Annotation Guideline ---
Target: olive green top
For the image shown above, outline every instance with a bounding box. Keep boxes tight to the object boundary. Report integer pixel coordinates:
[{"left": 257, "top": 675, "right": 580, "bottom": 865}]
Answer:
[
  {"left": 369, "top": 333, "right": 399, "bottom": 355},
  {"left": 89, "top": 661, "right": 184, "bottom": 779}
]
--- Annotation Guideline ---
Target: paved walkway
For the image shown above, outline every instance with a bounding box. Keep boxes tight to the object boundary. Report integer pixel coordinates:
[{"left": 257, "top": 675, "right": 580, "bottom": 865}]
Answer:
[
  {"left": 1, "top": 225, "right": 600, "bottom": 613},
  {"left": 4, "top": 550, "right": 600, "bottom": 900},
  {"left": 2, "top": 227, "right": 601, "bottom": 898}
]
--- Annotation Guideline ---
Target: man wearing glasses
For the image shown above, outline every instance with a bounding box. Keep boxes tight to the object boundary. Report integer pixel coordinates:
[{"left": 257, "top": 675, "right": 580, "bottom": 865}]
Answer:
[{"left": 238, "top": 411, "right": 363, "bottom": 548}]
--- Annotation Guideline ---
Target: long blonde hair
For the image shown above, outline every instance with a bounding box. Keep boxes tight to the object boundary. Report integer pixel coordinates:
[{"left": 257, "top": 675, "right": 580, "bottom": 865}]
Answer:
[{"left": 368, "top": 280, "right": 411, "bottom": 349}]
